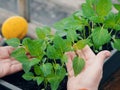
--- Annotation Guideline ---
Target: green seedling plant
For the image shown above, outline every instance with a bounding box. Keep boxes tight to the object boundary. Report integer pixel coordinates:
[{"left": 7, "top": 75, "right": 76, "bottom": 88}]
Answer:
[
  {"left": 6, "top": 0, "right": 120, "bottom": 90},
  {"left": 6, "top": 26, "right": 84, "bottom": 90}
]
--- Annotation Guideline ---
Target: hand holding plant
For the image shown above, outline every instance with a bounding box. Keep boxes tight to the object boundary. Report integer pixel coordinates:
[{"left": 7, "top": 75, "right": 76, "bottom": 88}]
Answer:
[
  {"left": 66, "top": 45, "right": 111, "bottom": 90},
  {"left": 0, "top": 46, "right": 22, "bottom": 78}
]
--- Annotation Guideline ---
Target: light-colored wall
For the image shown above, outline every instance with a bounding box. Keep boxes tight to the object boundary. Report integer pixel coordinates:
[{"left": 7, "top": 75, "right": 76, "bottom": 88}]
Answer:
[
  {"left": 50, "top": 0, "right": 85, "bottom": 9},
  {"left": 35, "top": 0, "right": 118, "bottom": 9}
]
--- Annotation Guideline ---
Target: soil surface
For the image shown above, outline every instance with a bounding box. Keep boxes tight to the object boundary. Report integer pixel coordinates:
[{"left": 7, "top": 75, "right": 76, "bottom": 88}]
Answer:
[{"left": 2, "top": 71, "right": 67, "bottom": 90}]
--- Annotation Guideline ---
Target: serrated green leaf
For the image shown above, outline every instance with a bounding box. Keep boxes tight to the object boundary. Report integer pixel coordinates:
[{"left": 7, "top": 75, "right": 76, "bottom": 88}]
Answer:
[
  {"left": 96, "top": 0, "right": 112, "bottom": 16},
  {"left": 53, "top": 64, "right": 61, "bottom": 70},
  {"left": 73, "top": 57, "right": 85, "bottom": 76},
  {"left": 53, "top": 35, "right": 65, "bottom": 53},
  {"left": 92, "top": 28, "right": 111, "bottom": 49},
  {"left": 22, "top": 63, "right": 31, "bottom": 73},
  {"left": 81, "top": 3, "right": 95, "bottom": 18},
  {"left": 56, "top": 68, "right": 66, "bottom": 80},
  {"left": 67, "top": 29, "right": 78, "bottom": 43},
  {"left": 61, "top": 54, "right": 68, "bottom": 64},
  {"left": 114, "top": 24, "right": 120, "bottom": 30},
  {"left": 47, "top": 74, "right": 60, "bottom": 90},
  {"left": 11, "top": 47, "right": 30, "bottom": 72},
  {"left": 104, "top": 12, "right": 116, "bottom": 28},
  {"left": 53, "top": 16, "right": 72, "bottom": 30},
  {"left": 54, "top": 16, "right": 83, "bottom": 31},
  {"left": 34, "top": 65, "right": 43, "bottom": 76},
  {"left": 36, "top": 27, "right": 46, "bottom": 39},
  {"left": 11, "top": 47, "right": 29, "bottom": 63},
  {"left": 42, "top": 26, "right": 51, "bottom": 35},
  {"left": 22, "top": 38, "right": 45, "bottom": 59},
  {"left": 55, "top": 30, "right": 67, "bottom": 38},
  {"left": 36, "top": 77, "right": 44, "bottom": 85},
  {"left": 47, "top": 68, "right": 66, "bottom": 90},
  {"left": 6, "top": 38, "right": 20, "bottom": 47},
  {"left": 113, "top": 39, "right": 120, "bottom": 50},
  {"left": 73, "top": 39, "right": 90, "bottom": 50},
  {"left": 29, "top": 58, "right": 40, "bottom": 67},
  {"left": 46, "top": 45, "right": 61, "bottom": 59},
  {"left": 73, "top": 10, "right": 84, "bottom": 17},
  {"left": 90, "top": 16, "right": 104, "bottom": 23},
  {"left": 40, "top": 63, "right": 53, "bottom": 77},
  {"left": 64, "top": 18, "right": 83, "bottom": 30},
  {"left": 115, "top": 12, "right": 120, "bottom": 24},
  {"left": 22, "top": 37, "right": 30, "bottom": 51},
  {"left": 36, "top": 26, "right": 51, "bottom": 40},
  {"left": 114, "top": 4, "right": 120, "bottom": 11},
  {"left": 53, "top": 35, "right": 72, "bottom": 53},
  {"left": 22, "top": 72, "right": 34, "bottom": 81},
  {"left": 86, "top": 0, "right": 96, "bottom": 5},
  {"left": 64, "top": 39, "right": 72, "bottom": 52}
]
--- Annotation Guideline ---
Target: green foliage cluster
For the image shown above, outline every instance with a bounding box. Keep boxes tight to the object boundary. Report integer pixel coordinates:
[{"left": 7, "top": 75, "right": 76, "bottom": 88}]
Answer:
[
  {"left": 54, "top": 0, "right": 120, "bottom": 51},
  {"left": 6, "top": 0, "right": 120, "bottom": 90}
]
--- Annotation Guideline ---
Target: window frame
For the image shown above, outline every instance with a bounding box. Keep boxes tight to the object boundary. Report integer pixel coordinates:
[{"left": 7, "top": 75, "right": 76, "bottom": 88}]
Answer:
[{"left": 17, "top": 0, "right": 30, "bottom": 22}]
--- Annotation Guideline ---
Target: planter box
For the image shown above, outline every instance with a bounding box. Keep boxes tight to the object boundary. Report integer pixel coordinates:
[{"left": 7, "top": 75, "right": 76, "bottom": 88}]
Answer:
[
  {"left": 0, "top": 50, "right": 120, "bottom": 90},
  {"left": 0, "top": 69, "right": 67, "bottom": 90}
]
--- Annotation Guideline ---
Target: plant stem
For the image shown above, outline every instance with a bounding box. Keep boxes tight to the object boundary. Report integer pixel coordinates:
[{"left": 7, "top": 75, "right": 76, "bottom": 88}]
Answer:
[
  {"left": 102, "top": 24, "right": 104, "bottom": 29},
  {"left": 109, "top": 29, "right": 113, "bottom": 35},
  {"left": 91, "top": 21, "right": 94, "bottom": 30},
  {"left": 75, "top": 50, "right": 79, "bottom": 56},
  {"left": 78, "top": 36, "right": 83, "bottom": 40},
  {"left": 115, "top": 31, "right": 117, "bottom": 37},
  {"left": 88, "top": 23, "right": 91, "bottom": 36},
  {"left": 44, "top": 79, "right": 48, "bottom": 90},
  {"left": 53, "top": 59, "right": 56, "bottom": 64},
  {"left": 83, "top": 27, "right": 86, "bottom": 39}
]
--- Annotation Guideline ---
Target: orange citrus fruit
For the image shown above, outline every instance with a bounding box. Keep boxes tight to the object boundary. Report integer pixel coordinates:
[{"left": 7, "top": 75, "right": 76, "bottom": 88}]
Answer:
[{"left": 1, "top": 16, "right": 28, "bottom": 39}]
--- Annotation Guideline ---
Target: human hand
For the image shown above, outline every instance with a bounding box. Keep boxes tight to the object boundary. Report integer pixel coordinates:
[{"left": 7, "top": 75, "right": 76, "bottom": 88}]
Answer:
[
  {"left": 0, "top": 46, "right": 22, "bottom": 78},
  {"left": 66, "top": 45, "right": 111, "bottom": 90}
]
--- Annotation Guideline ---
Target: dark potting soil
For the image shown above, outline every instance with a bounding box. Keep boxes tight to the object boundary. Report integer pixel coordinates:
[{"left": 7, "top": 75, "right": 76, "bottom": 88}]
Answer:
[{"left": 2, "top": 71, "right": 67, "bottom": 90}]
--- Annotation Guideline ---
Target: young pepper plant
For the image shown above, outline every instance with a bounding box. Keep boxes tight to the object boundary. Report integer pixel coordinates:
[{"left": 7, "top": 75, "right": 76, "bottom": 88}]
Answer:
[
  {"left": 6, "top": 26, "right": 85, "bottom": 90},
  {"left": 54, "top": 0, "right": 120, "bottom": 52},
  {"left": 5, "top": 0, "right": 120, "bottom": 90}
]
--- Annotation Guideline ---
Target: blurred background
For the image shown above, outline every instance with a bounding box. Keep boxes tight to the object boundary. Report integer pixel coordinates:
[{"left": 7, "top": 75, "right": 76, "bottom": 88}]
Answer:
[
  {"left": 0, "top": 0, "right": 85, "bottom": 26},
  {"left": 0, "top": 0, "right": 118, "bottom": 25}
]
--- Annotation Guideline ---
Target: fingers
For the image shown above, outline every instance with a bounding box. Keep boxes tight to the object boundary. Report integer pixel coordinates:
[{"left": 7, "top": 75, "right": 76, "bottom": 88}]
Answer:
[
  {"left": 96, "top": 50, "right": 111, "bottom": 66},
  {"left": 8, "top": 63, "right": 22, "bottom": 75},
  {"left": 5, "top": 59, "right": 22, "bottom": 75},
  {"left": 11, "top": 60, "right": 21, "bottom": 65},
  {"left": 91, "top": 51, "right": 111, "bottom": 77},
  {"left": 0, "top": 59, "right": 22, "bottom": 78},
  {"left": 65, "top": 52, "right": 76, "bottom": 78},
  {"left": 5, "top": 46, "right": 14, "bottom": 54},
  {"left": 76, "top": 50, "right": 85, "bottom": 59},
  {"left": 0, "top": 46, "right": 14, "bottom": 59},
  {"left": 81, "top": 45, "right": 95, "bottom": 60},
  {"left": 77, "top": 45, "right": 95, "bottom": 60},
  {"left": 0, "top": 58, "right": 19, "bottom": 64}
]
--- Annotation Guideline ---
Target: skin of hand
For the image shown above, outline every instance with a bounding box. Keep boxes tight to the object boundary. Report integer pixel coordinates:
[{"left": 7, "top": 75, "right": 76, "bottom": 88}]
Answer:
[
  {"left": 0, "top": 46, "right": 22, "bottom": 78},
  {"left": 66, "top": 45, "right": 111, "bottom": 90}
]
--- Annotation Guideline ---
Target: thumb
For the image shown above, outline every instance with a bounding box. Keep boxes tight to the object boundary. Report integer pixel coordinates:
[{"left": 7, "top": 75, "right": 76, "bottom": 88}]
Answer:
[{"left": 96, "top": 50, "right": 111, "bottom": 65}]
